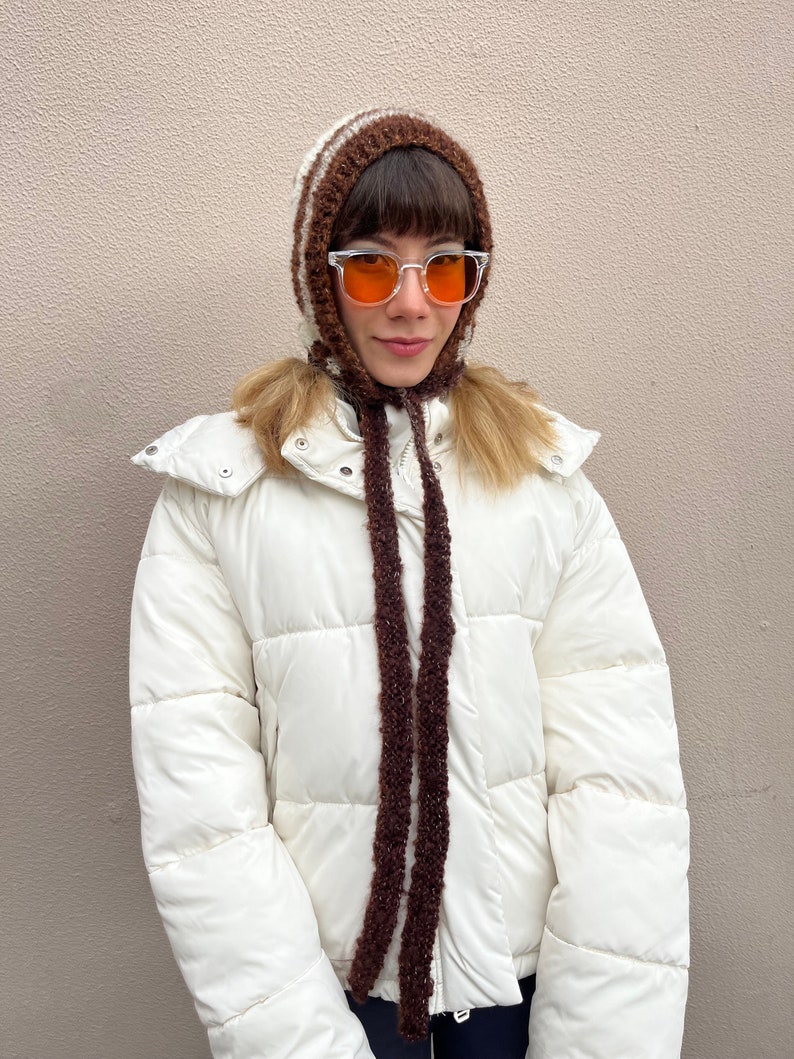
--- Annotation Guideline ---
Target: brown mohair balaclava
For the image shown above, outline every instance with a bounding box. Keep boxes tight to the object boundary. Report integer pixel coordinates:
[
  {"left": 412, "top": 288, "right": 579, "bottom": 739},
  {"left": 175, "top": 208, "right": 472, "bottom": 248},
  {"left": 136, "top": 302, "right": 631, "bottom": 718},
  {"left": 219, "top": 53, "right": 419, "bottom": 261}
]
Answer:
[{"left": 291, "top": 109, "right": 492, "bottom": 1041}]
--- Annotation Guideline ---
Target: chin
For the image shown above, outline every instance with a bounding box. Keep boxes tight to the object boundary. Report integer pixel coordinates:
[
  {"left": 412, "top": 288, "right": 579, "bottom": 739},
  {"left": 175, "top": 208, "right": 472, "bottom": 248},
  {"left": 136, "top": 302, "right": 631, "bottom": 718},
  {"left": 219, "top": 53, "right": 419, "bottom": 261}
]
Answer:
[
  {"left": 357, "top": 349, "right": 439, "bottom": 389},
  {"left": 370, "top": 365, "right": 434, "bottom": 388}
]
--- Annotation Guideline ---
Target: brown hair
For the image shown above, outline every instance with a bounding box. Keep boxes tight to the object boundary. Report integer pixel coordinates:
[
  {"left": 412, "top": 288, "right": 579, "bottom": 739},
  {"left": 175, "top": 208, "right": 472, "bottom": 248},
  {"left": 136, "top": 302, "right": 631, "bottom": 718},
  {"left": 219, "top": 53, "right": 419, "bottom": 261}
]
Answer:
[{"left": 330, "top": 147, "right": 477, "bottom": 249}]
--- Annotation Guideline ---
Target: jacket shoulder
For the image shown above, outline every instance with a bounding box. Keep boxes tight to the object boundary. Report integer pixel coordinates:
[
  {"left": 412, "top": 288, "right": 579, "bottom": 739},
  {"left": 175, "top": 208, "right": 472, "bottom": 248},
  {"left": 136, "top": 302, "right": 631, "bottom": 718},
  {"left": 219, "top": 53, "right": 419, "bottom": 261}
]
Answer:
[{"left": 131, "top": 411, "right": 266, "bottom": 498}]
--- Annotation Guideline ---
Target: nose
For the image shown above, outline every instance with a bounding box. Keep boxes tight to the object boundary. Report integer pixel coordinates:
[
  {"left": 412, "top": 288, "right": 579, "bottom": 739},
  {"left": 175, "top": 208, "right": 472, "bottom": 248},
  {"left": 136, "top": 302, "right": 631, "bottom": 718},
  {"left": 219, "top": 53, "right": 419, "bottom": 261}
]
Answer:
[{"left": 386, "top": 264, "right": 430, "bottom": 318}]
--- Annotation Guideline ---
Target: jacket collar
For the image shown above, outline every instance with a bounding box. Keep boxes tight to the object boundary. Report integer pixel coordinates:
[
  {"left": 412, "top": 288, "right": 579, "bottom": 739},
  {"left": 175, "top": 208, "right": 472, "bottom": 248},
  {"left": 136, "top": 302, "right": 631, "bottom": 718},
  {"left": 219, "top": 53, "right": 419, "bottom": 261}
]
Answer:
[{"left": 131, "top": 400, "right": 599, "bottom": 499}]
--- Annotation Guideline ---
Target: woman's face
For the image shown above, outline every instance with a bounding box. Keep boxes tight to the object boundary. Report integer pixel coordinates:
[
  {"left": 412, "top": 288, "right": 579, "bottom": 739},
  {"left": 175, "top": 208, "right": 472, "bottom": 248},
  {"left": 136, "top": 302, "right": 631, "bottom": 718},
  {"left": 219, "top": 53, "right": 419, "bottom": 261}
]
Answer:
[{"left": 333, "top": 232, "right": 463, "bottom": 389}]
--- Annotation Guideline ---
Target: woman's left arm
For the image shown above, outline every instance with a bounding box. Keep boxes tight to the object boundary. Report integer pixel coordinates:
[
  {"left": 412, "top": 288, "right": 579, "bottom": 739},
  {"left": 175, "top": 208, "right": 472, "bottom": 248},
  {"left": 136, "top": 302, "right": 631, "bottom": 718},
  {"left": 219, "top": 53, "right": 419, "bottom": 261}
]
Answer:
[{"left": 529, "top": 471, "right": 689, "bottom": 1059}]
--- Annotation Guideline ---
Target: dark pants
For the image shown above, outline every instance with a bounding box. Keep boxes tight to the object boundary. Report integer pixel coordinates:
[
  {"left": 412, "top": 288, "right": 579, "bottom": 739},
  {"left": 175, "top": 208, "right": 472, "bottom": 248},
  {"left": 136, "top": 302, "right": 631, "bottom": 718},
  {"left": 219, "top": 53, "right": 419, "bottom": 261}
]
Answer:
[{"left": 347, "top": 975, "right": 536, "bottom": 1059}]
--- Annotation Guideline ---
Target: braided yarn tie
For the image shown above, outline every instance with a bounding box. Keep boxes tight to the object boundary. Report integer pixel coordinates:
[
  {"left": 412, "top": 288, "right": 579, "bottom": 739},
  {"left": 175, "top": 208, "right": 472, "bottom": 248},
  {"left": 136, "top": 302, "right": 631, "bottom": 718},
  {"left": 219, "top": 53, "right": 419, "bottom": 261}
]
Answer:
[{"left": 348, "top": 397, "right": 454, "bottom": 1042}]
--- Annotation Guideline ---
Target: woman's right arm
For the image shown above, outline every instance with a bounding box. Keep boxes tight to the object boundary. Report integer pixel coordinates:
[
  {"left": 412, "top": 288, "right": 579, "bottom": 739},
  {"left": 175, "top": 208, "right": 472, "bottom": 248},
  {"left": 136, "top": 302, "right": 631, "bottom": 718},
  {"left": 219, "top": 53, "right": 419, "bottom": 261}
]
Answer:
[{"left": 130, "top": 477, "right": 374, "bottom": 1059}]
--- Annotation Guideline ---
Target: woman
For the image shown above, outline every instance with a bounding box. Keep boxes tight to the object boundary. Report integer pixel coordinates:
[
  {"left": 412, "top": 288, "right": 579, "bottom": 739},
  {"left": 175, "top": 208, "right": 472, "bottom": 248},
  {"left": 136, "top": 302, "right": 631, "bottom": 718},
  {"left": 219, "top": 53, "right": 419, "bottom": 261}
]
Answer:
[{"left": 130, "top": 109, "right": 689, "bottom": 1059}]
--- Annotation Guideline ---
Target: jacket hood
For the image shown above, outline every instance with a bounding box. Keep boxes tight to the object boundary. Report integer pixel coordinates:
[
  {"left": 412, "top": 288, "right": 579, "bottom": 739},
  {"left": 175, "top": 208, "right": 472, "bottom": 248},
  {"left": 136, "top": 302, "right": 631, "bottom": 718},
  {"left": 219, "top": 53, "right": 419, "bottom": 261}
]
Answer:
[{"left": 131, "top": 404, "right": 600, "bottom": 498}]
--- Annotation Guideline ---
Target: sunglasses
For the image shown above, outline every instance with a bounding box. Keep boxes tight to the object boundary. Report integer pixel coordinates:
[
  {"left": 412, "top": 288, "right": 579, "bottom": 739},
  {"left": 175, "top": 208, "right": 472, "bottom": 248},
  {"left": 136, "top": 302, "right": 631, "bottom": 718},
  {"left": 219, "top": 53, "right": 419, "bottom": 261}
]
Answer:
[{"left": 327, "top": 249, "right": 490, "bottom": 307}]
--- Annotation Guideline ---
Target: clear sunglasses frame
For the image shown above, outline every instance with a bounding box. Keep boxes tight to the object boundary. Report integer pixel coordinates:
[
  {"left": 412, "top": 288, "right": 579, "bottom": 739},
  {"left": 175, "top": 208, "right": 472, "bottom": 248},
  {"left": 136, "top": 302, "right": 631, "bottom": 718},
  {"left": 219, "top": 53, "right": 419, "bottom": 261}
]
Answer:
[{"left": 327, "top": 249, "right": 491, "bottom": 307}]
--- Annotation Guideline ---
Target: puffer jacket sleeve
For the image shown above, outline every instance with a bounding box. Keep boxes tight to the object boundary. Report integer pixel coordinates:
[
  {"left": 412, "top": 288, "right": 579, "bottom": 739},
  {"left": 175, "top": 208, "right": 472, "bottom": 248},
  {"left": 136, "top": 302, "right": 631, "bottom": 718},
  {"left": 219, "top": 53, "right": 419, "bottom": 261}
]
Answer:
[
  {"left": 129, "top": 478, "right": 375, "bottom": 1059},
  {"left": 529, "top": 471, "right": 689, "bottom": 1059}
]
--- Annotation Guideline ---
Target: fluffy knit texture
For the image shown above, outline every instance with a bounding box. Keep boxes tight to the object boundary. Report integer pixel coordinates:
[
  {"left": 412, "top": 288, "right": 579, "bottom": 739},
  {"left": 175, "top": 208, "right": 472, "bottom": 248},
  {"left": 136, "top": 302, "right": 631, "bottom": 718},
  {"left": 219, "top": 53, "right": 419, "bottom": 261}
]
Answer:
[
  {"left": 291, "top": 109, "right": 491, "bottom": 1040},
  {"left": 291, "top": 109, "right": 492, "bottom": 403}
]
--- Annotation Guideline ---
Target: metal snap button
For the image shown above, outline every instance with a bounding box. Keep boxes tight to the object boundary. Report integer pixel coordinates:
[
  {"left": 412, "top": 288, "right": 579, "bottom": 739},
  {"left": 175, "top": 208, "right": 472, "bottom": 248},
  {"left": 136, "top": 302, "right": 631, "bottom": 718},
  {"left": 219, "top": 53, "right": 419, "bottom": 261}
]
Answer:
[
  {"left": 432, "top": 461, "right": 442, "bottom": 472},
  {"left": 219, "top": 466, "right": 233, "bottom": 478},
  {"left": 551, "top": 455, "right": 563, "bottom": 465},
  {"left": 434, "top": 433, "right": 443, "bottom": 444},
  {"left": 145, "top": 444, "right": 158, "bottom": 455},
  {"left": 339, "top": 466, "right": 353, "bottom": 476},
  {"left": 295, "top": 438, "right": 309, "bottom": 450}
]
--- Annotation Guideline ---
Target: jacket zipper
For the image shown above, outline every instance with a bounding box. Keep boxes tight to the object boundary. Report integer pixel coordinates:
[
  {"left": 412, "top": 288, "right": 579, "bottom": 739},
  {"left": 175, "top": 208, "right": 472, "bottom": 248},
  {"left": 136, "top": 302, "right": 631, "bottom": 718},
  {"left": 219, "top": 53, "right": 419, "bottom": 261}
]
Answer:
[{"left": 397, "top": 436, "right": 416, "bottom": 484}]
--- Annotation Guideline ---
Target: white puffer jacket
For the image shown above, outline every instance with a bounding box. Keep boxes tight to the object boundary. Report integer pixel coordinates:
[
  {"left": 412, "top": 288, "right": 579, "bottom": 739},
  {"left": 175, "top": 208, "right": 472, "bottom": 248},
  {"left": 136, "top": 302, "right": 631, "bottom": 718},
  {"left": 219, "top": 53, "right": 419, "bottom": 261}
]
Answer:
[{"left": 130, "top": 396, "right": 689, "bottom": 1059}]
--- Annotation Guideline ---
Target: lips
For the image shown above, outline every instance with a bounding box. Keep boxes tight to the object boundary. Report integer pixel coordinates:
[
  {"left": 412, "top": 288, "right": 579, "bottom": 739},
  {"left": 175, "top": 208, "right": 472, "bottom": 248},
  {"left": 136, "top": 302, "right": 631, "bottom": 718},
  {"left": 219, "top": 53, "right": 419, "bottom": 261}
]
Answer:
[{"left": 376, "top": 338, "right": 432, "bottom": 358}]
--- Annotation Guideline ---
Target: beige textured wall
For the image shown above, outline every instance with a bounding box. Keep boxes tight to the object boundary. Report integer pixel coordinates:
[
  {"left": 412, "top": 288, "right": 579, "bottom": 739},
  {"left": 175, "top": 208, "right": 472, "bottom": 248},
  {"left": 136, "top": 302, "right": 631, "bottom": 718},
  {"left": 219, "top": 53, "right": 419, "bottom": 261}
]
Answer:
[{"left": 2, "top": 1, "right": 791, "bottom": 1056}]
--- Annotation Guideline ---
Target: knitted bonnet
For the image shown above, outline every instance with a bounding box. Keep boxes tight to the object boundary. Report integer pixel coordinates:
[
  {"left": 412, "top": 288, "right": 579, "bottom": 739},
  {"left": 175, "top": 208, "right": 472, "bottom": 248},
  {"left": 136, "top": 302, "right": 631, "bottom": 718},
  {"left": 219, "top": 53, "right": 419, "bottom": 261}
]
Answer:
[{"left": 291, "top": 109, "right": 493, "bottom": 1040}]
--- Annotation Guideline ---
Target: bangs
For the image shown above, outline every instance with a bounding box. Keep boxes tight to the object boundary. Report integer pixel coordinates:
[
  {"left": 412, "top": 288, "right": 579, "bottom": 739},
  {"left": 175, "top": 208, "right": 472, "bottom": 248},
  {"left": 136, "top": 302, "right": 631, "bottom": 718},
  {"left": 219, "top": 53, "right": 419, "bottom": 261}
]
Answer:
[{"left": 330, "top": 147, "right": 477, "bottom": 249}]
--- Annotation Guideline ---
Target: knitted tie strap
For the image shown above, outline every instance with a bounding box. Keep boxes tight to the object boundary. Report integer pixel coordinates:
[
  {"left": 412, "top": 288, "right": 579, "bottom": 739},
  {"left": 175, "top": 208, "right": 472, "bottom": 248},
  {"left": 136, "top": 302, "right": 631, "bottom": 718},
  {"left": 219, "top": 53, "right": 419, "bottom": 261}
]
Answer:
[
  {"left": 347, "top": 400, "right": 414, "bottom": 1000},
  {"left": 348, "top": 396, "right": 454, "bottom": 1043},
  {"left": 397, "top": 398, "right": 454, "bottom": 1041}
]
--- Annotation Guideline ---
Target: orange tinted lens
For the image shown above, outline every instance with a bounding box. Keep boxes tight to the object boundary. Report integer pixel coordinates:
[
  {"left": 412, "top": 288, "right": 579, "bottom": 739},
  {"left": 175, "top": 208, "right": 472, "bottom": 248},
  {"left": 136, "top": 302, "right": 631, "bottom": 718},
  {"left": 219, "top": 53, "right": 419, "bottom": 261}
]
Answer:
[
  {"left": 342, "top": 254, "right": 399, "bottom": 303},
  {"left": 425, "top": 254, "right": 472, "bottom": 303}
]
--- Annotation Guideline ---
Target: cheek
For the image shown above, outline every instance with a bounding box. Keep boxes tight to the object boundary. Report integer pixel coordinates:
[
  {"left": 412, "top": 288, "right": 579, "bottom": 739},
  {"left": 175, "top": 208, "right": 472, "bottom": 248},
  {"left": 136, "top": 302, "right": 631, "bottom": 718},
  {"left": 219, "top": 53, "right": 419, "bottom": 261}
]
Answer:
[
  {"left": 333, "top": 279, "right": 366, "bottom": 343},
  {"left": 440, "top": 306, "right": 462, "bottom": 340}
]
